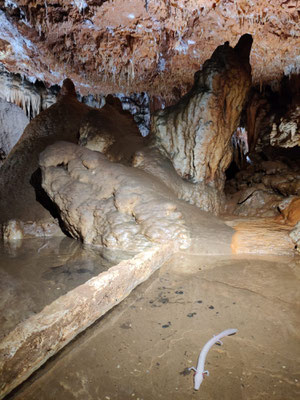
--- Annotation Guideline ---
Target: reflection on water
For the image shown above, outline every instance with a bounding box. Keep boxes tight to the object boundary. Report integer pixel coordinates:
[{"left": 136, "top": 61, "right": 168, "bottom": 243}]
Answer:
[{"left": 0, "top": 237, "right": 136, "bottom": 339}]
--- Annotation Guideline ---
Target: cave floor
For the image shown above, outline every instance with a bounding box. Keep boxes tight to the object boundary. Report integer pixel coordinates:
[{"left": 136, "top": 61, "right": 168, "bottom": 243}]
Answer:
[{"left": 7, "top": 253, "right": 300, "bottom": 400}]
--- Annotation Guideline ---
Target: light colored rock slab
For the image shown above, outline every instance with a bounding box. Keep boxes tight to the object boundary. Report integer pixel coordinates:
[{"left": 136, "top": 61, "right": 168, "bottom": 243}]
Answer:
[
  {"left": 228, "top": 218, "right": 295, "bottom": 255},
  {"left": 0, "top": 242, "right": 176, "bottom": 399}
]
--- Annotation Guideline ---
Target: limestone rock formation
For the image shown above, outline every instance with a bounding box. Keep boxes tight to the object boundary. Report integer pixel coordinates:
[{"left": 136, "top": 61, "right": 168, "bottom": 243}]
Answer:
[
  {"left": 289, "top": 222, "right": 300, "bottom": 253},
  {"left": 231, "top": 127, "right": 249, "bottom": 169},
  {"left": 1, "top": 218, "right": 63, "bottom": 241},
  {"left": 78, "top": 95, "right": 147, "bottom": 164},
  {"left": 0, "top": 97, "right": 28, "bottom": 164},
  {"left": 276, "top": 197, "right": 300, "bottom": 226},
  {"left": 39, "top": 141, "right": 191, "bottom": 251},
  {"left": 270, "top": 105, "right": 300, "bottom": 148},
  {"left": 226, "top": 188, "right": 283, "bottom": 218},
  {"left": 132, "top": 148, "right": 221, "bottom": 213},
  {"left": 115, "top": 92, "right": 150, "bottom": 137},
  {"left": 226, "top": 154, "right": 300, "bottom": 218},
  {"left": 0, "top": 64, "right": 57, "bottom": 119},
  {"left": 245, "top": 75, "right": 300, "bottom": 154},
  {"left": 0, "top": 1, "right": 299, "bottom": 98},
  {"left": 0, "top": 79, "right": 91, "bottom": 223},
  {"left": 150, "top": 34, "right": 252, "bottom": 212},
  {"left": 230, "top": 218, "right": 295, "bottom": 256},
  {"left": 244, "top": 89, "right": 271, "bottom": 153}
]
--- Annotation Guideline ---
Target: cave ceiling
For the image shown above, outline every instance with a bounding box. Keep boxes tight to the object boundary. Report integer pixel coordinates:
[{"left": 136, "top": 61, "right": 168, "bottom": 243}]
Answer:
[{"left": 0, "top": 0, "right": 299, "bottom": 99}]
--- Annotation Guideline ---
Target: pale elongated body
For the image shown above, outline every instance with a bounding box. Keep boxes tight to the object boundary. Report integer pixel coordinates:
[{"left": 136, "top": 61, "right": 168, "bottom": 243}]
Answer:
[{"left": 189, "top": 328, "right": 238, "bottom": 390}]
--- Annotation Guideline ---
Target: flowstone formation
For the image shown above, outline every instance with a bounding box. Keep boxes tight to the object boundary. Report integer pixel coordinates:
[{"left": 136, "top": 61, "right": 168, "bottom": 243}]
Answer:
[
  {"left": 151, "top": 34, "right": 253, "bottom": 213},
  {"left": 40, "top": 141, "right": 191, "bottom": 251},
  {"left": 37, "top": 36, "right": 251, "bottom": 251},
  {"left": 1, "top": 36, "right": 253, "bottom": 251}
]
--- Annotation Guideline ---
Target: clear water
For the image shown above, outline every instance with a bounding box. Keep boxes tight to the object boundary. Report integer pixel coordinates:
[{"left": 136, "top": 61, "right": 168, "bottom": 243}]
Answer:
[
  {"left": 6, "top": 253, "right": 300, "bottom": 400},
  {"left": 0, "top": 236, "right": 135, "bottom": 340}
]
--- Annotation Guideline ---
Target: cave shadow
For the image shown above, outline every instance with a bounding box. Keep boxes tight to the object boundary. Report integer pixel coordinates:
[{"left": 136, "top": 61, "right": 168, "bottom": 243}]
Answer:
[{"left": 30, "top": 168, "right": 72, "bottom": 237}]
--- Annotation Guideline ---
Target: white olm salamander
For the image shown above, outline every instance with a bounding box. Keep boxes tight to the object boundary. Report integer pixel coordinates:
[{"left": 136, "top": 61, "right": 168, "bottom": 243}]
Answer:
[{"left": 189, "top": 328, "right": 238, "bottom": 390}]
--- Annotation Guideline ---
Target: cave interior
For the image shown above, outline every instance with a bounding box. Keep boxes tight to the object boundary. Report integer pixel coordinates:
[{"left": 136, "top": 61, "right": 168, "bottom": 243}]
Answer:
[{"left": 0, "top": 1, "right": 299, "bottom": 399}]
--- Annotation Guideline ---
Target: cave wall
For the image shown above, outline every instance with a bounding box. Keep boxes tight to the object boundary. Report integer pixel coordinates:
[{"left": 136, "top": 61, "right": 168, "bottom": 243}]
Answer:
[
  {"left": 0, "top": 79, "right": 90, "bottom": 223},
  {"left": 0, "top": 97, "right": 28, "bottom": 164},
  {"left": 225, "top": 74, "right": 300, "bottom": 227}
]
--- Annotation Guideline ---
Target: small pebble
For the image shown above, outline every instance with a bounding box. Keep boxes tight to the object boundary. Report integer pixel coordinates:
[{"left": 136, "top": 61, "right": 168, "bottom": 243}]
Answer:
[
  {"left": 208, "top": 305, "right": 214, "bottom": 310},
  {"left": 187, "top": 312, "right": 196, "bottom": 318}
]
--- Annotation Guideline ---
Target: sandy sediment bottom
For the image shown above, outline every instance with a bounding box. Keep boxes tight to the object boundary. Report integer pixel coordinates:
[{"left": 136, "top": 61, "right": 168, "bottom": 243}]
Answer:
[{"left": 7, "top": 253, "right": 300, "bottom": 400}]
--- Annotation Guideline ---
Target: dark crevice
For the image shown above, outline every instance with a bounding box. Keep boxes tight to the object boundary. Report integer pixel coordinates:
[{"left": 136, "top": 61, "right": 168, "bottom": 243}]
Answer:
[{"left": 30, "top": 168, "right": 71, "bottom": 237}]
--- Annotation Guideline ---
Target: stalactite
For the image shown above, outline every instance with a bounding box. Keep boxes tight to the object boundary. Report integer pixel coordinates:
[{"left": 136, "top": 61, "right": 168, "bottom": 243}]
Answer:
[
  {"left": 0, "top": 66, "right": 57, "bottom": 119},
  {"left": 232, "top": 127, "right": 250, "bottom": 169}
]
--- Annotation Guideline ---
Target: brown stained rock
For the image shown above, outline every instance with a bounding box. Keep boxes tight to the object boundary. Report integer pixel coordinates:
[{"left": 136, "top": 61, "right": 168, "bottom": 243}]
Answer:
[
  {"left": 39, "top": 141, "right": 191, "bottom": 251},
  {"left": 227, "top": 188, "right": 283, "bottom": 218},
  {"left": 58, "top": 78, "right": 77, "bottom": 98},
  {"left": 225, "top": 152, "right": 300, "bottom": 218},
  {"left": 0, "top": 79, "right": 91, "bottom": 223},
  {"left": 260, "top": 160, "right": 290, "bottom": 175},
  {"left": 250, "top": 76, "right": 300, "bottom": 153},
  {"left": 0, "top": 242, "right": 176, "bottom": 400},
  {"left": 276, "top": 197, "right": 300, "bottom": 226},
  {"left": 228, "top": 218, "right": 295, "bottom": 256},
  {"left": 150, "top": 35, "right": 252, "bottom": 213},
  {"left": 1, "top": 1, "right": 299, "bottom": 98},
  {"left": 289, "top": 221, "right": 300, "bottom": 253},
  {"left": 78, "top": 95, "right": 147, "bottom": 164},
  {"left": 270, "top": 105, "right": 300, "bottom": 148},
  {"left": 246, "top": 90, "right": 271, "bottom": 153}
]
